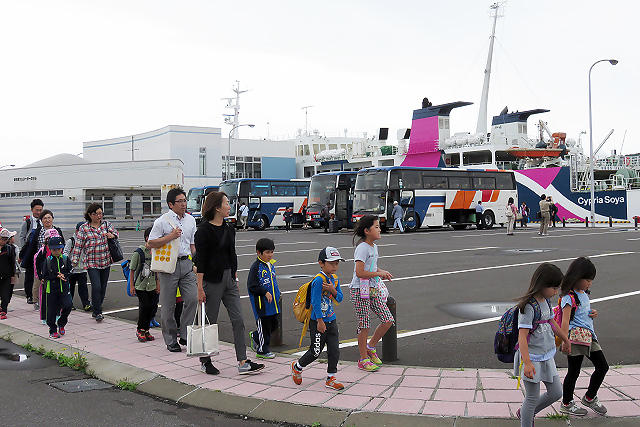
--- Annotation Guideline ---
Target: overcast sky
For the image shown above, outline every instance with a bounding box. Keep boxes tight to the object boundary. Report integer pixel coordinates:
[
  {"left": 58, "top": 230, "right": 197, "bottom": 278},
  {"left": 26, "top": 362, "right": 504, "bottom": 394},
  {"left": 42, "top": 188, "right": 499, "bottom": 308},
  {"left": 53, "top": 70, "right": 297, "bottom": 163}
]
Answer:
[{"left": 1, "top": 0, "right": 637, "bottom": 167}]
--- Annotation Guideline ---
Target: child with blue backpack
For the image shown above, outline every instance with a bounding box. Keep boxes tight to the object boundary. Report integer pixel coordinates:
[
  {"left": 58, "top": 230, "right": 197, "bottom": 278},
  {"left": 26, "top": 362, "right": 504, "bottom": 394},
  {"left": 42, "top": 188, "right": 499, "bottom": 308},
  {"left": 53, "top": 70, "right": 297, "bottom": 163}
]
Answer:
[
  {"left": 42, "top": 236, "right": 73, "bottom": 339},
  {"left": 247, "top": 238, "right": 281, "bottom": 359},
  {"left": 513, "top": 263, "right": 571, "bottom": 427},
  {"left": 559, "top": 257, "right": 609, "bottom": 416}
]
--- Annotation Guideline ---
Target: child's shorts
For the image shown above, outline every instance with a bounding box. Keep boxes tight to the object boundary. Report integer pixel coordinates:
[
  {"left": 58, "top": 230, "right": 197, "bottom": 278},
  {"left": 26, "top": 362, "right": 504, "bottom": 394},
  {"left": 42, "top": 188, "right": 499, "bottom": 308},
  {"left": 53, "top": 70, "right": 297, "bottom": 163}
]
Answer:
[{"left": 350, "top": 287, "right": 394, "bottom": 334}]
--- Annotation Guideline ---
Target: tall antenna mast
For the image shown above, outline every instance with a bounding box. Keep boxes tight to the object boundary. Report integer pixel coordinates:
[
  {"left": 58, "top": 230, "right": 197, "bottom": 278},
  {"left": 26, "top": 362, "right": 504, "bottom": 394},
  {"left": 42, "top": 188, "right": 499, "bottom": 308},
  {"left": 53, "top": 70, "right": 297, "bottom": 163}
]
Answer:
[
  {"left": 476, "top": 3, "right": 503, "bottom": 138},
  {"left": 222, "top": 80, "right": 248, "bottom": 138},
  {"left": 301, "top": 105, "right": 314, "bottom": 136}
]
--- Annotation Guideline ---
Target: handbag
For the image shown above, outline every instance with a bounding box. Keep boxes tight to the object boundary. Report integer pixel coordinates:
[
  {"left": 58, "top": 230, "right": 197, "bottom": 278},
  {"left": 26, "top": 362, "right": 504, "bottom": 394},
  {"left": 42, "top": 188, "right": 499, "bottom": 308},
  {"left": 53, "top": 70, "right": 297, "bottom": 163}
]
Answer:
[
  {"left": 150, "top": 220, "right": 179, "bottom": 274},
  {"left": 108, "top": 237, "right": 124, "bottom": 263},
  {"left": 569, "top": 327, "right": 593, "bottom": 346},
  {"left": 187, "top": 302, "right": 219, "bottom": 357}
]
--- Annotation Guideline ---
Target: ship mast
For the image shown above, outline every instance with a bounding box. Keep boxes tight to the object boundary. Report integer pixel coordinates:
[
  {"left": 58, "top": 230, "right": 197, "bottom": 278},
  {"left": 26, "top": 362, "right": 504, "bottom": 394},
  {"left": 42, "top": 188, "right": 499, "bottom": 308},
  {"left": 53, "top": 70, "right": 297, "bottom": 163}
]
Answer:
[
  {"left": 222, "top": 80, "right": 248, "bottom": 138},
  {"left": 475, "top": 3, "right": 502, "bottom": 138}
]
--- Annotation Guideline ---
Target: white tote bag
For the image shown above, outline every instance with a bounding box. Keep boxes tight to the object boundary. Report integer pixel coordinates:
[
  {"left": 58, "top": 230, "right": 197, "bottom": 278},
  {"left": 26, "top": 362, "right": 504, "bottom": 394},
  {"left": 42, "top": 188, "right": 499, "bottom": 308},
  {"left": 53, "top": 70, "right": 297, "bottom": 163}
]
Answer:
[
  {"left": 187, "top": 302, "right": 219, "bottom": 357},
  {"left": 150, "top": 219, "right": 179, "bottom": 274}
]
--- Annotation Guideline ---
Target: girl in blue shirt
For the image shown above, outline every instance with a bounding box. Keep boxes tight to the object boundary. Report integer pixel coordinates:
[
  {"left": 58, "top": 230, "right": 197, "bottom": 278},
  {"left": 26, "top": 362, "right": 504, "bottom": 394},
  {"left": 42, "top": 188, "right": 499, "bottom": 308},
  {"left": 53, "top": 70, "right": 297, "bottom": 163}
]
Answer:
[{"left": 559, "top": 257, "right": 609, "bottom": 416}]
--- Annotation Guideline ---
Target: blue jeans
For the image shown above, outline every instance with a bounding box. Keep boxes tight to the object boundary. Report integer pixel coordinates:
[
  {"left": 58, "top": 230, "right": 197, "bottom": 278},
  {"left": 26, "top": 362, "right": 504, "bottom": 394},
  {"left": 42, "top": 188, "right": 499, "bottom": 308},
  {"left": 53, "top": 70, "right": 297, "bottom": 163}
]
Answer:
[
  {"left": 393, "top": 217, "right": 404, "bottom": 232},
  {"left": 87, "top": 268, "right": 110, "bottom": 316}
]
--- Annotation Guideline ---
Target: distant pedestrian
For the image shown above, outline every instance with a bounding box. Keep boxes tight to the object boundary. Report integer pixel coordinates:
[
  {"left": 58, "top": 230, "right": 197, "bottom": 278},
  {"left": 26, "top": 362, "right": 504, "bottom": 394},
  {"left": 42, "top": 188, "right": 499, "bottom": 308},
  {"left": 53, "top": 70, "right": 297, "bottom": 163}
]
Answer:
[
  {"left": 506, "top": 197, "right": 517, "bottom": 235},
  {"left": 391, "top": 201, "right": 404, "bottom": 233},
  {"left": 42, "top": 236, "right": 73, "bottom": 339},
  {"left": 351, "top": 215, "right": 394, "bottom": 372},
  {"left": 538, "top": 194, "right": 550, "bottom": 236},
  {"left": 148, "top": 188, "right": 197, "bottom": 351},
  {"left": 18, "top": 198, "right": 43, "bottom": 304},
  {"left": 291, "top": 247, "right": 345, "bottom": 390},
  {"left": 548, "top": 196, "right": 559, "bottom": 227},
  {"left": 0, "top": 228, "right": 18, "bottom": 320},
  {"left": 247, "top": 238, "right": 281, "bottom": 359},
  {"left": 321, "top": 202, "right": 331, "bottom": 233},
  {"left": 63, "top": 222, "right": 91, "bottom": 311},
  {"left": 71, "top": 203, "right": 118, "bottom": 322},
  {"left": 514, "top": 263, "right": 571, "bottom": 426},
  {"left": 301, "top": 205, "right": 309, "bottom": 229},
  {"left": 130, "top": 227, "right": 159, "bottom": 343},
  {"left": 195, "top": 191, "right": 264, "bottom": 375},
  {"left": 475, "top": 201, "right": 484, "bottom": 230},
  {"left": 239, "top": 202, "right": 249, "bottom": 230},
  {"left": 283, "top": 207, "right": 293, "bottom": 232},
  {"left": 520, "top": 202, "right": 529, "bottom": 228},
  {"left": 559, "top": 257, "right": 609, "bottom": 417}
]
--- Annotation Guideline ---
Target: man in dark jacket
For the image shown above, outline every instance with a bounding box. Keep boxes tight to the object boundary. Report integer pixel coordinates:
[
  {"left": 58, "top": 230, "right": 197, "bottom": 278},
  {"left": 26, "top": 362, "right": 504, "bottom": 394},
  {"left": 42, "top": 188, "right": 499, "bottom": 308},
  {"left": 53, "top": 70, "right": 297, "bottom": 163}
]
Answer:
[
  {"left": 321, "top": 202, "right": 331, "bottom": 233},
  {"left": 18, "top": 199, "right": 44, "bottom": 304}
]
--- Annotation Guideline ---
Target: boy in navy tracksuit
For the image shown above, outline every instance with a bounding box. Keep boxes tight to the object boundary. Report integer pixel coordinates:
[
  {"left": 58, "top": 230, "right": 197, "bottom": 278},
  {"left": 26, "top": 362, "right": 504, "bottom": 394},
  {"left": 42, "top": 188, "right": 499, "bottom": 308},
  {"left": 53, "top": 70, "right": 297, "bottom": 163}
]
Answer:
[
  {"left": 42, "top": 236, "right": 73, "bottom": 338},
  {"left": 247, "top": 238, "right": 281, "bottom": 359},
  {"left": 291, "top": 247, "right": 345, "bottom": 390}
]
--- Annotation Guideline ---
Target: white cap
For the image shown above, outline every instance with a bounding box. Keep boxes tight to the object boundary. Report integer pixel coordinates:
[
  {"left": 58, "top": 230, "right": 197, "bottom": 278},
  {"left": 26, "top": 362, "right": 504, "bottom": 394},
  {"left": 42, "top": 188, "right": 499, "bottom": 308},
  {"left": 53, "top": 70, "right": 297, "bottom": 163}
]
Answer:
[
  {"left": 393, "top": 201, "right": 398, "bottom": 205},
  {"left": 318, "top": 246, "right": 345, "bottom": 262},
  {"left": 0, "top": 228, "right": 16, "bottom": 238}
]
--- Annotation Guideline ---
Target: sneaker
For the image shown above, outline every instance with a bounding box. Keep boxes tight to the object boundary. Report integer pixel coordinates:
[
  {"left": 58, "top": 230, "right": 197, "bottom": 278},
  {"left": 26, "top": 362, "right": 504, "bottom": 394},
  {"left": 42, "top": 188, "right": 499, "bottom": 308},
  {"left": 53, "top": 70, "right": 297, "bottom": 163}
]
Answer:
[
  {"left": 325, "top": 376, "right": 344, "bottom": 391},
  {"left": 49, "top": 332, "right": 60, "bottom": 339},
  {"left": 83, "top": 304, "right": 92, "bottom": 312},
  {"left": 178, "top": 338, "right": 187, "bottom": 346},
  {"left": 144, "top": 331, "right": 155, "bottom": 341},
  {"left": 581, "top": 395, "right": 607, "bottom": 415},
  {"left": 291, "top": 361, "right": 302, "bottom": 385},
  {"left": 238, "top": 359, "right": 265, "bottom": 375},
  {"left": 0, "top": 312, "right": 7, "bottom": 320},
  {"left": 256, "top": 352, "right": 276, "bottom": 359},
  {"left": 166, "top": 343, "right": 182, "bottom": 352},
  {"left": 70, "top": 306, "right": 76, "bottom": 311},
  {"left": 249, "top": 331, "right": 256, "bottom": 352},
  {"left": 95, "top": 314, "right": 104, "bottom": 322},
  {"left": 136, "top": 330, "right": 147, "bottom": 342},
  {"left": 27, "top": 297, "right": 34, "bottom": 304},
  {"left": 358, "top": 358, "right": 380, "bottom": 372},
  {"left": 201, "top": 360, "right": 220, "bottom": 375},
  {"left": 59, "top": 327, "right": 65, "bottom": 336},
  {"left": 367, "top": 347, "right": 382, "bottom": 365},
  {"left": 150, "top": 318, "right": 160, "bottom": 327},
  {"left": 34, "top": 302, "right": 39, "bottom": 310},
  {"left": 559, "top": 401, "right": 588, "bottom": 417}
]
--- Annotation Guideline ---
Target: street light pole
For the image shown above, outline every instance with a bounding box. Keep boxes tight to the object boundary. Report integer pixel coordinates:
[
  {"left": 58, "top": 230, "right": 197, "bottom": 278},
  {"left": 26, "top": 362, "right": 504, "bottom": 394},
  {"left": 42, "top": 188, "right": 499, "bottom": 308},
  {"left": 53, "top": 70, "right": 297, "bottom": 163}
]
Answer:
[
  {"left": 226, "top": 123, "right": 255, "bottom": 181},
  {"left": 588, "top": 58, "right": 618, "bottom": 227}
]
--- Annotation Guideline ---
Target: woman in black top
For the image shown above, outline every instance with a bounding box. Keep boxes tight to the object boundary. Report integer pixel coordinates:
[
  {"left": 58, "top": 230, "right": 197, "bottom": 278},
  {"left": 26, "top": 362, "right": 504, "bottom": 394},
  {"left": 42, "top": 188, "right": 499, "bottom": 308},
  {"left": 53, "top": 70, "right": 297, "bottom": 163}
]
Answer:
[
  {"left": 194, "top": 191, "right": 264, "bottom": 376},
  {"left": 0, "top": 229, "right": 18, "bottom": 319}
]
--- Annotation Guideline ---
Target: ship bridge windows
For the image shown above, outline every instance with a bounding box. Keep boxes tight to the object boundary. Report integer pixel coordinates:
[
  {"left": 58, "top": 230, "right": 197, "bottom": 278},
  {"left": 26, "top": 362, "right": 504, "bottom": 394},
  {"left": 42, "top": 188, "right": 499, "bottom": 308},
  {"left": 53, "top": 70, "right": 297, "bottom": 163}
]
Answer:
[
  {"left": 313, "top": 144, "right": 320, "bottom": 155},
  {"left": 439, "top": 117, "right": 450, "bottom": 130},
  {"left": 518, "top": 123, "right": 528, "bottom": 134},
  {"left": 462, "top": 150, "right": 492, "bottom": 165},
  {"left": 329, "top": 144, "right": 338, "bottom": 150}
]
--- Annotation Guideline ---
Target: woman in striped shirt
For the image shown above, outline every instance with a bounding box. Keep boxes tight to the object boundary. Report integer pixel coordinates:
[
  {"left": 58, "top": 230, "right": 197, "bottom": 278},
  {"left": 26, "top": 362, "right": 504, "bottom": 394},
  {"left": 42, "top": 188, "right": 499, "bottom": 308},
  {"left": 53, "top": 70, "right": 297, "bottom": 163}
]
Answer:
[{"left": 71, "top": 203, "right": 118, "bottom": 322}]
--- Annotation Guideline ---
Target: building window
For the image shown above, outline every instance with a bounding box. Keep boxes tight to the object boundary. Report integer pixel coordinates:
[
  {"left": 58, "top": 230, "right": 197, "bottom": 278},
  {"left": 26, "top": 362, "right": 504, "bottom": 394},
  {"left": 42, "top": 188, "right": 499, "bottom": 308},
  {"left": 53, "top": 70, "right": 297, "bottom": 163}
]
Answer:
[
  {"left": 221, "top": 156, "right": 261, "bottom": 180},
  {"left": 86, "top": 194, "right": 115, "bottom": 217},
  {"left": 125, "top": 195, "right": 132, "bottom": 217},
  {"left": 142, "top": 195, "right": 162, "bottom": 216},
  {"left": 199, "top": 147, "right": 207, "bottom": 176}
]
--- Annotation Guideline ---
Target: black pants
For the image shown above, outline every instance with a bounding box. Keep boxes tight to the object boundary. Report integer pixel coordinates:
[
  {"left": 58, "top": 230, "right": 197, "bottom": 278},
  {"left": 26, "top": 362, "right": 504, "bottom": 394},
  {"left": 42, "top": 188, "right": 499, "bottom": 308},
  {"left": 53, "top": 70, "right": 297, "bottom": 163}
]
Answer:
[
  {"left": 69, "top": 272, "right": 90, "bottom": 307},
  {"left": 46, "top": 291, "right": 72, "bottom": 335},
  {"left": 285, "top": 221, "right": 291, "bottom": 231},
  {"left": 562, "top": 349, "right": 609, "bottom": 404},
  {"left": 175, "top": 299, "right": 183, "bottom": 329},
  {"left": 251, "top": 315, "right": 278, "bottom": 354},
  {"left": 298, "top": 319, "right": 339, "bottom": 374},
  {"left": 0, "top": 276, "right": 14, "bottom": 312},
  {"left": 476, "top": 214, "right": 483, "bottom": 229},
  {"left": 23, "top": 266, "right": 34, "bottom": 299},
  {"left": 323, "top": 218, "right": 329, "bottom": 233},
  {"left": 136, "top": 290, "right": 158, "bottom": 331}
]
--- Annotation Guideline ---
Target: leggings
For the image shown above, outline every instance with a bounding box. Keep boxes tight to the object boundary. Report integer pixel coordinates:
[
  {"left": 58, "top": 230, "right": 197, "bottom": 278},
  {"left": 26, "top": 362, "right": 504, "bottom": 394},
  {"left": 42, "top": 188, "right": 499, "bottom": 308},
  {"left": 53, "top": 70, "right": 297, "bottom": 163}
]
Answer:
[
  {"left": 521, "top": 375, "right": 562, "bottom": 427},
  {"left": 562, "top": 350, "right": 609, "bottom": 404}
]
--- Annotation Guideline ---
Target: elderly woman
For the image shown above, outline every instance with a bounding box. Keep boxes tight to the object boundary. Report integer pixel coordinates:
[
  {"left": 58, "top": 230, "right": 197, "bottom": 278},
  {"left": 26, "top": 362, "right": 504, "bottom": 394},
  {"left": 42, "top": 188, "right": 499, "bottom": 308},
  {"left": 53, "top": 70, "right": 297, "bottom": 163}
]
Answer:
[{"left": 71, "top": 203, "right": 118, "bottom": 322}]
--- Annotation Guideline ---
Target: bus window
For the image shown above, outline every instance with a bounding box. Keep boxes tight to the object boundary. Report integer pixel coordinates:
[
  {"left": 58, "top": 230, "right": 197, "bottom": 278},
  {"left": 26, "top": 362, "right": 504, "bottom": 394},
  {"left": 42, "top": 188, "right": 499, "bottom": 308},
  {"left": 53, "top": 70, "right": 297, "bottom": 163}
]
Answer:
[
  {"left": 472, "top": 176, "right": 496, "bottom": 189},
  {"left": 422, "top": 175, "right": 447, "bottom": 189},
  {"left": 496, "top": 173, "right": 516, "bottom": 189},
  {"left": 251, "top": 182, "right": 271, "bottom": 196},
  {"left": 356, "top": 170, "right": 387, "bottom": 190},
  {"left": 448, "top": 176, "right": 472, "bottom": 189},
  {"left": 296, "top": 182, "right": 309, "bottom": 196},
  {"left": 272, "top": 184, "right": 296, "bottom": 196}
]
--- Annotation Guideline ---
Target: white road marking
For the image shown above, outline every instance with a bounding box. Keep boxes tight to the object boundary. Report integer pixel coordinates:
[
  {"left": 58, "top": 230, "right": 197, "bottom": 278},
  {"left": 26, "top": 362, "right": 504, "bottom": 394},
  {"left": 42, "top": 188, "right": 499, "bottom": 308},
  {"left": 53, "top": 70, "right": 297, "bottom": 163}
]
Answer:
[
  {"left": 626, "top": 237, "right": 640, "bottom": 241},
  {"left": 236, "top": 241, "right": 315, "bottom": 248},
  {"left": 453, "top": 230, "right": 539, "bottom": 238},
  {"left": 532, "top": 230, "right": 628, "bottom": 239},
  {"left": 292, "top": 288, "right": 640, "bottom": 355},
  {"left": 237, "top": 243, "right": 397, "bottom": 258},
  {"left": 103, "top": 304, "right": 162, "bottom": 315}
]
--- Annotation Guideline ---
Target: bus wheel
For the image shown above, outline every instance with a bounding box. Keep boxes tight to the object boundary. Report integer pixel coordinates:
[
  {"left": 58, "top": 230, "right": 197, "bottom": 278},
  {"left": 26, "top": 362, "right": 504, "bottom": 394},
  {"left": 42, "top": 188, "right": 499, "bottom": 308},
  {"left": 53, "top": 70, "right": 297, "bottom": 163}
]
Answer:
[
  {"left": 406, "top": 213, "right": 420, "bottom": 232},
  {"left": 483, "top": 211, "right": 495, "bottom": 229},
  {"left": 255, "top": 215, "right": 269, "bottom": 231}
]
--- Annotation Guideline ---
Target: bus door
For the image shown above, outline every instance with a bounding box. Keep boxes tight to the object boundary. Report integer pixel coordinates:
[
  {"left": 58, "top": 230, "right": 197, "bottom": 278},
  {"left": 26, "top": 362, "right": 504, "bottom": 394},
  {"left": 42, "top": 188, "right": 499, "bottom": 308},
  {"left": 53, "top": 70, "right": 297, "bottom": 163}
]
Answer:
[
  {"left": 335, "top": 190, "right": 348, "bottom": 227},
  {"left": 249, "top": 197, "right": 261, "bottom": 223},
  {"left": 400, "top": 190, "right": 418, "bottom": 229}
]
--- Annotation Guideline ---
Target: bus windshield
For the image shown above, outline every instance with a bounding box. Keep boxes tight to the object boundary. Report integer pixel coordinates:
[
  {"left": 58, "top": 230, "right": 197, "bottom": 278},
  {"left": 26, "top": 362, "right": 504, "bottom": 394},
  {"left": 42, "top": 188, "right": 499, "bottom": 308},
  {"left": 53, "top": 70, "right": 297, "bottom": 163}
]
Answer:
[
  {"left": 186, "top": 188, "right": 204, "bottom": 212},
  {"left": 308, "top": 175, "right": 336, "bottom": 209},
  {"left": 219, "top": 182, "right": 239, "bottom": 216},
  {"left": 355, "top": 170, "right": 387, "bottom": 190},
  {"left": 353, "top": 190, "right": 386, "bottom": 214}
]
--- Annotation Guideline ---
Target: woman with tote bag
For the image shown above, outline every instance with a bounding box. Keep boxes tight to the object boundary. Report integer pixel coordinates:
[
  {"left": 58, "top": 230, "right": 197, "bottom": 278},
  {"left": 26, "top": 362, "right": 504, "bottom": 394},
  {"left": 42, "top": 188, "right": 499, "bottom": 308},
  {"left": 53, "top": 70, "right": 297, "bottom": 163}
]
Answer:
[{"left": 194, "top": 191, "right": 265, "bottom": 376}]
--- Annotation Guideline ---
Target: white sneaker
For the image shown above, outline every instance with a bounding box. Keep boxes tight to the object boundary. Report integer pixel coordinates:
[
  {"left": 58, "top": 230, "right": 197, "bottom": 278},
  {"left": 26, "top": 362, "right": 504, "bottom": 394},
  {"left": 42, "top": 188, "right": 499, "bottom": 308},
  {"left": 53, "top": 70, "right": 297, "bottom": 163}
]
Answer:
[
  {"left": 581, "top": 395, "right": 607, "bottom": 415},
  {"left": 559, "top": 401, "right": 588, "bottom": 417}
]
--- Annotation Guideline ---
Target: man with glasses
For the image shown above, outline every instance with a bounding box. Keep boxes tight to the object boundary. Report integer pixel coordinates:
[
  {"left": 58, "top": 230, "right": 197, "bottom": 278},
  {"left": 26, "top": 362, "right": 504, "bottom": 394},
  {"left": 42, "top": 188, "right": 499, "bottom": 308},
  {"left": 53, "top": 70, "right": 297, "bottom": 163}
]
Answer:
[
  {"left": 18, "top": 199, "right": 44, "bottom": 304},
  {"left": 148, "top": 188, "right": 198, "bottom": 352}
]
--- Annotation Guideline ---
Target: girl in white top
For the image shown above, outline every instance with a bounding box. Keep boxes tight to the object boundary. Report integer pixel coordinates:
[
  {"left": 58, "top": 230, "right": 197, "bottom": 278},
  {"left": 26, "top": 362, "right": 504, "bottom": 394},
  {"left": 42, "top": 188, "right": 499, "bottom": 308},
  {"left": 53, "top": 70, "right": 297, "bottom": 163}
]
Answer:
[{"left": 350, "top": 215, "right": 394, "bottom": 372}]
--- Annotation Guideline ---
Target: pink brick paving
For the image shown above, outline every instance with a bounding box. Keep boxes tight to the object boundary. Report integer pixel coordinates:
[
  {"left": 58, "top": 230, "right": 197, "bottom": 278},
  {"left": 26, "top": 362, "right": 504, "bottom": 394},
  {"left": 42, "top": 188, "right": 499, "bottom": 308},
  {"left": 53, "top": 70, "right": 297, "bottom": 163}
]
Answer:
[{"left": 2, "top": 298, "right": 640, "bottom": 418}]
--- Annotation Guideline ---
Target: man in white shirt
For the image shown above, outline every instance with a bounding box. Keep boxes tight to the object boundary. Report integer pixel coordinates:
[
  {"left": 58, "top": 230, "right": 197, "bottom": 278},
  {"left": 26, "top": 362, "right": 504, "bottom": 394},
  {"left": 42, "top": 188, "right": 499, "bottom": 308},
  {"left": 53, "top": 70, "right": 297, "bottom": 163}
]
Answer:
[
  {"left": 239, "top": 202, "right": 249, "bottom": 230},
  {"left": 18, "top": 198, "right": 44, "bottom": 304},
  {"left": 148, "top": 188, "right": 198, "bottom": 352}
]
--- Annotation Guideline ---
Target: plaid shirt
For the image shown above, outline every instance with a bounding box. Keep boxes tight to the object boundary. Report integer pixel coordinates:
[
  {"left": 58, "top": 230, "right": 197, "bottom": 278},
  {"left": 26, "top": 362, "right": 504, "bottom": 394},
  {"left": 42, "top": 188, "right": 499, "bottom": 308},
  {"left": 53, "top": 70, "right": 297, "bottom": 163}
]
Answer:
[{"left": 71, "top": 221, "right": 118, "bottom": 269}]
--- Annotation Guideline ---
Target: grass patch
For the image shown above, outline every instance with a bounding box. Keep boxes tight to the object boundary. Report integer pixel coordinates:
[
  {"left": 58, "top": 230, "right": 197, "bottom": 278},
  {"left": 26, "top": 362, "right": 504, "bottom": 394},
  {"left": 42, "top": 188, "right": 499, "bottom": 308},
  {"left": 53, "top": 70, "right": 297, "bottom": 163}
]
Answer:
[
  {"left": 545, "top": 413, "right": 569, "bottom": 420},
  {"left": 116, "top": 379, "right": 139, "bottom": 391},
  {"left": 18, "top": 343, "right": 89, "bottom": 373},
  {"left": 311, "top": 423, "right": 321, "bottom": 427},
  {"left": 456, "top": 367, "right": 465, "bottom": 371}
]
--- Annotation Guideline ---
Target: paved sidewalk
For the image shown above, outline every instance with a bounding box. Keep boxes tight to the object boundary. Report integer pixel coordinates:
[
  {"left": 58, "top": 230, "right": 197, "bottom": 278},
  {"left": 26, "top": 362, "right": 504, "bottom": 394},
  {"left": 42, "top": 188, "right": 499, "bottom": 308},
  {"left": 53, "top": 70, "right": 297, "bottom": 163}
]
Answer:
[{"left": 1, "top": 298, "right": 640, "bottom": 426}]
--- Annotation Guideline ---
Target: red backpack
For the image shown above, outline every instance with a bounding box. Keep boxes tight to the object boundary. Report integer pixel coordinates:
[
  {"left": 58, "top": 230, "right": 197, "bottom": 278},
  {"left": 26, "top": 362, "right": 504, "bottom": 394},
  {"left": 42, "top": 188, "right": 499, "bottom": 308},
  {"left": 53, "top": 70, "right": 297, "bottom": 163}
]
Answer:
[{"left": 553, "top": 290, "right": 580, "bottom": 346}]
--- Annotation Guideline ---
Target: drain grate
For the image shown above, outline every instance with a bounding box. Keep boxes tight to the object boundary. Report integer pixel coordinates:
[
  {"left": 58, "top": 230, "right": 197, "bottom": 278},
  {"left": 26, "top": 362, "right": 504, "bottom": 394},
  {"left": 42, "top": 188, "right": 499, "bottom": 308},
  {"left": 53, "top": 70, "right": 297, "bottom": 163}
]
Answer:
[
  {"left": 49, "top": 378, "right": 113, "bottom": 393},
  {"left": 279, "top": 274, "right": 315, "bottom": 280}
]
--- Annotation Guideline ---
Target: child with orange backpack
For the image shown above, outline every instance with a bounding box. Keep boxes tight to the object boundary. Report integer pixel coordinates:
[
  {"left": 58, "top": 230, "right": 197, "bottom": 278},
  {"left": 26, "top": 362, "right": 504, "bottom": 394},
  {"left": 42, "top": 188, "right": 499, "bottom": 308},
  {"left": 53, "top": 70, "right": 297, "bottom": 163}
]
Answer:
[{"left": 291, "top": 247, "right": 344, "bottom": 390}]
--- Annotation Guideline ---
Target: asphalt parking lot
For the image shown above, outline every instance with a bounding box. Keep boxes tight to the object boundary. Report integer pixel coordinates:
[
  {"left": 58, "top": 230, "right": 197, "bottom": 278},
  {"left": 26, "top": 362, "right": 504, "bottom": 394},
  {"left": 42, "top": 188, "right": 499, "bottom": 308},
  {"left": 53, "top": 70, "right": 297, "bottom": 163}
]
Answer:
[{"left": 14, "top": 223, "right": 640, "bottom": 369}]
